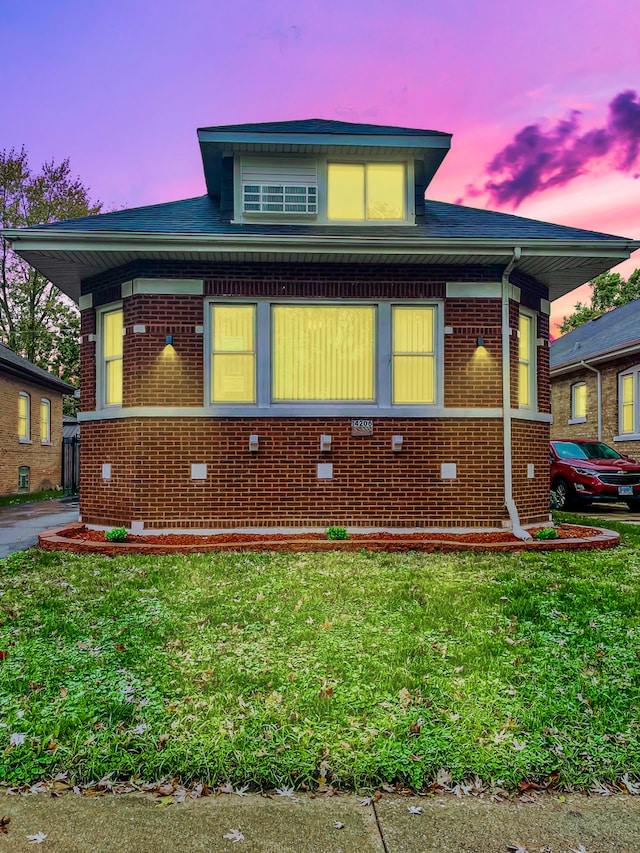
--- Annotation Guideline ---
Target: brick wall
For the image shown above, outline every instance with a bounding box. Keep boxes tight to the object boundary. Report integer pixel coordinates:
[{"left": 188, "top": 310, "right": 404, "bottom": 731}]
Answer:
[
  {"left": 0, "top": 373, "right": 64, "bottom": 495},
  {"left": 551, "top": 352, "right": 640, "bottom": 458},
  {"left": 78, "top": 261, "right": 551, "bottom": 529},
  {"left": 512, "top": 418, "right": 551, "bottom": 523}
]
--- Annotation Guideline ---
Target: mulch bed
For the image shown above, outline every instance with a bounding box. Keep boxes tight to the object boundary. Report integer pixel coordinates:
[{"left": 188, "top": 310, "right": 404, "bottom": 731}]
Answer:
[{"left": 38, "top": 523, "right": 620, "bottom": 555}]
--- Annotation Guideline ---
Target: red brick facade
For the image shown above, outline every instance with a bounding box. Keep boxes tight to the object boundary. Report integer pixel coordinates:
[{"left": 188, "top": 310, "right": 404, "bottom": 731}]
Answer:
[
  {"left": 79, "top": 262, "right": 550, "bottom": 529},
  {"left": 0, "top": 372, "right": 64, "bottom": 495}
]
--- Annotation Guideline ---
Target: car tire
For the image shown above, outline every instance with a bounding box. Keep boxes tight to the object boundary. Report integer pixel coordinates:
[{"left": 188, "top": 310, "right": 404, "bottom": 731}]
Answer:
[
  {"left": 553, "top": 478, "right": 574, "bottom": 510},
  {"left": 626, "top": 499, "right": 640, "bottom": 513}
]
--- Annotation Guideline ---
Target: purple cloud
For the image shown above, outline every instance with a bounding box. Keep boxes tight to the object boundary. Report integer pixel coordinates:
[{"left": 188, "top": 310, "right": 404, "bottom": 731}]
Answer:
[{"left": 462, "top": 90, "right": 640, "bottom": 207}]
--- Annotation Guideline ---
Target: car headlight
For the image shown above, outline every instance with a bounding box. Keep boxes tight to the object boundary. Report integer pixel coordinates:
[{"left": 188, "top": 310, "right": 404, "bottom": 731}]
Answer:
[{"left": 571, "top": 466, "right": 596, "bottom": 476}]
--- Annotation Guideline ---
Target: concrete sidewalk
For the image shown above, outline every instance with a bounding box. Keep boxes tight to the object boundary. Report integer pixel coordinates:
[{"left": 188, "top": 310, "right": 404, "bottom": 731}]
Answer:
[
  {"left": 0, "top": 792, "right": 639, "bottom": 852},
  {"left": 0, "top": 497, "right": 78, "bottom": 559}
]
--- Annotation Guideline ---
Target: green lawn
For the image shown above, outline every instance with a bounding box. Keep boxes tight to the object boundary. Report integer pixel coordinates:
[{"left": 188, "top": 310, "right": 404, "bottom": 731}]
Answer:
[
  {"left": 1, "top": 515, "right": 639, "bottom": 790},
  {"left": 0, "top": 489, "right": 67, "bottom": 508}
]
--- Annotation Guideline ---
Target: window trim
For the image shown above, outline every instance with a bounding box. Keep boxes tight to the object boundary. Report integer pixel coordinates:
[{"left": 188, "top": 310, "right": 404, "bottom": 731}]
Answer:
[
  {"left": 617, "top": 364, "right": 640, "bottom": 440},
  {"left": 40, "top": 398, "right": 51, "bottom": 444},
  {"left": 569, "top": 381, "right": 587, "bottom": 424},
  {"left": 233, "top": 154, "right": 415, "bottom": 225},
  {"left": 203, "top": 297, "right": 443, "bottom": 415},
  {"left": 517, "top": 308, "right": 537, "bottom": 411},
  {"left": 18, "top": 391, "right": 31, "bottom": 443},
  {"left": 96, "top": 302, "right": 124, "bottom": 409}
]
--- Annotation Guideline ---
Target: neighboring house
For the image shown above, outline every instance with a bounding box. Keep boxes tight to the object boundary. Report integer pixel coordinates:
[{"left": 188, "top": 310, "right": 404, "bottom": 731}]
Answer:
[
  {"left": 550, "top": 298, "right": 640, "bottom": 457},
  {"left": 3, "top": 119, "right": 638, "bottom": 532},
  {"left": 0, "top": 343, "right": 74, "bottom": 496}
]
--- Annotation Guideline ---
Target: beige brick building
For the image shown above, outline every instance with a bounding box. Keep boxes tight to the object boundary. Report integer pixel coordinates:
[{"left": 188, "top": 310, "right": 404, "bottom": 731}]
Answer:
[{"left": 0, "top": 343, "right": 74, "bottom": 496}]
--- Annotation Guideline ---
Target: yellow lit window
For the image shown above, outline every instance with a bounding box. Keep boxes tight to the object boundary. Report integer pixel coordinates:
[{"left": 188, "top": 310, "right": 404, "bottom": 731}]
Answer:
[
  {"left": 211, "top": 305, "right": 255, "bottom": 403},
  {"left": 571, "top": 383, "right": 586, "bottom": 420},
  {"left": 518, "top": 313, "right": 533, "bottom": 408},
  {"left": 273, "top": 305, "right": 375, "bottom": 401},
  {"left": 18, "top": 392, "right": 30, "bottom": 440},
  {"left": 40, "top": 399, "right": 51, "bottom": 442},
  {"left": 103, "top": 308, "right": 123, "bottom": 406},
  {"left": 392, "top": 307, "right": 435, "bottom": 404},
  {"left": 327, "top": 162, "right": 405, "bottom": 221},
  {"left": 622, "top": 374, "right": 635, "bottom": 433}
]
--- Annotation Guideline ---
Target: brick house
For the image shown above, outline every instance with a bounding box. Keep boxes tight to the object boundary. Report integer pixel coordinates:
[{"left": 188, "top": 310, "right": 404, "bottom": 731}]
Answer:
[
  {"left": 4, "top": 119, "right": 638, "bottom": 533},
  {"left": 0, "top": 343, "right": 74, "bottom": 496},
  {"left": 550, "top": 298, "right": 640, "bottom": 458}
]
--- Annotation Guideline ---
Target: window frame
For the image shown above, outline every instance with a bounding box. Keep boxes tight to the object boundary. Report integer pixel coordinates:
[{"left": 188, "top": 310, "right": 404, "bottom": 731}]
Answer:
[
  {"left": 40, "top": 398, "right": 51, "bottom": 443},
  {"left": 204, "top": 298, "right": 443, "bottom": 415},
  {"left": 97, "top": 302, "right": 124, "bottom": 409},
  {"left": 569, "top": 381, "right": 587, "bottom": 424},
  {"left": 517, "top": 308, "right": 537, "bottom": 411},
  {"left": 18, "top": 392, "right": 30, "bottom": 442},
  {"left": 234, "top": 154, "right": 415, "bottom": 225},
  {"left": 618, "top": 365, "right": 640, "bottom": 439}
]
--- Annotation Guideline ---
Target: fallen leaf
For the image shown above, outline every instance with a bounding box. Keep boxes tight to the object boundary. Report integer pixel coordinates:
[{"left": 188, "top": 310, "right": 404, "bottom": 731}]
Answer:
[
  {"left": 320, "top": 618, "right": 332, "bottom": 630},
  {"left": 398, "top": 687, "right": 412, "bottom": 707},
  {"left": 407, "top": 805, "right": 423, "bottom": 814},
  {"left": 506, "top": 844, "right": 528, "bottom": 853},
  {"left": 9, "top": 733, "right": 26, "bottom": 747},
  {"left": 333, "top": 821, "right": 344, "bottom": 829},
  {"left": 156, "top": 733, "right": 170, "bottom": 750},
  {"left": 223, "top": 828, "right": 245, "bottom": 843},
  {"left": 570, "top": 846, "right": 589, "bottom": 853},
  {"left": 620, "top": 773, "right": 640, "bottom": 795},
  {"left": 359, "top": 797, "right": 372, "bottom": 806},
  {"left": 219, "top": 782, "right": 234, "bottom": 794},
  {"left": 59, "top": 687, "right": 68, "bottom": 699},
  {"left": 27, "top": 832, "right": 48, "bottom": 844},
  {"left": 234, "top": 784, "right": 250, "bottom": 797},
  {"left": 0, "top": 816, "right": 10, "bottom": 834},
  {"left": 275, "top": 786, "right": 299, "bottom": 801},
  {"left": 0, "top": 651, "right": 8, "bottom": 661},
  {"left": 436, "top": 768, "right": 452, "bottom": 789},
  {"left": 512, "top": 739, "right": 527, "bottom": 751}
]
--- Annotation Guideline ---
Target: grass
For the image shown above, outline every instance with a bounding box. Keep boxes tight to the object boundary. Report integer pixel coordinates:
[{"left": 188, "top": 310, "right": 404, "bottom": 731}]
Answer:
[
  {"left": 0, "top": 517, "right": 639, "bottom": 790},
  {"left": 0, "top": 489, "right": 66, "bottom": 508}
]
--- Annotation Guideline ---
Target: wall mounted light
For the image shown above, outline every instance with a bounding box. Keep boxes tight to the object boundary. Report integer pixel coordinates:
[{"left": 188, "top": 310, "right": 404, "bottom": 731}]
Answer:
[
  {"left": 249, "top": 434, "right": 259, "bottom": 453},
  {"left": 392, "top": 435, "right": 403, "bottom": 453},
  {"left": 476, "top": 336, "right": 484, "bottom": 348},
  {"left": 320, "top": 434, "right": 332, "bottom": 453},
  {"left": 165, "top": 334, "right": 173, "bottom": 346}
]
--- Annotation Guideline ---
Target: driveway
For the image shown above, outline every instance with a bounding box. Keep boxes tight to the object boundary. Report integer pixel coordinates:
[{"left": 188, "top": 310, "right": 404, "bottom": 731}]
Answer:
[
  {"left": 0, "top": 497, "right": 79, "bottom": 559},
  {"left": 572, "top": 501, "right": 640, "bottom": 524}
]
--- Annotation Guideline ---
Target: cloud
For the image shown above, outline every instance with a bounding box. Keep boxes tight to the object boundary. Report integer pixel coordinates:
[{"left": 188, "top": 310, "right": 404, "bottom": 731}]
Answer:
[{"left": 461, "top": 90, "right": 640, "bottom": 208}]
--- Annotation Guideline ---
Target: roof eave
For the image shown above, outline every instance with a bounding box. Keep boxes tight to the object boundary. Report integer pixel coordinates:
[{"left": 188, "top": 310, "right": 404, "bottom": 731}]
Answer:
[
  {"left": 550, "top": 338, "right": 640, "bottom": 375},
  {"left": 0, "top": 358, "right": 75, "bottom": 394}
]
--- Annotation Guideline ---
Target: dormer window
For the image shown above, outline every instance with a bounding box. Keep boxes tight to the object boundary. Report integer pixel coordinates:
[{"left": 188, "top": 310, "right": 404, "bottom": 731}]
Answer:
[{"left": 327, "top": 162, "right": 406, "bottom": 221}]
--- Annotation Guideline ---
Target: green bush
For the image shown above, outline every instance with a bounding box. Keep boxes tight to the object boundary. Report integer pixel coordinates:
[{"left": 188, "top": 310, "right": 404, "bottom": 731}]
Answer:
[
  {"left": 326, "top": 526, "right": 348, "bottom": 540},
  {"left": 533, "top": 526, "right": 559, "bottom": 540},
  {"left": 105, "top": 527, "right": 128, "bottom": 542}
]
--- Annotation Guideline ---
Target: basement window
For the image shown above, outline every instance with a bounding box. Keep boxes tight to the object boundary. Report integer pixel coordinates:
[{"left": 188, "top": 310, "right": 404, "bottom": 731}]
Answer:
[{"left": 18, "top": 466, "right": 30, "bottom": 493}]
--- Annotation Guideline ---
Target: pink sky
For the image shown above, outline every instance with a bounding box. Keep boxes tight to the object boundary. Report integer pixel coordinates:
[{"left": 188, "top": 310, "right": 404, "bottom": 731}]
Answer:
[{"left": 3, "top": 0, "right": 639, "bottom": 334}]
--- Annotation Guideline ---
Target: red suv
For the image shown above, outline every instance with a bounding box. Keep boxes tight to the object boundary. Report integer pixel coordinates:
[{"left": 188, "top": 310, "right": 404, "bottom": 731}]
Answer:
[{"left": 550, "top": 440, "right": 640, "bottom": 511}]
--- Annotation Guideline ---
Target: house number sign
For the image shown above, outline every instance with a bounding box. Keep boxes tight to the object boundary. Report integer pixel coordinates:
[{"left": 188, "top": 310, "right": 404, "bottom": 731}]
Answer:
[{"left": 351, "top": 419, "right": 374, "bottom": 436}]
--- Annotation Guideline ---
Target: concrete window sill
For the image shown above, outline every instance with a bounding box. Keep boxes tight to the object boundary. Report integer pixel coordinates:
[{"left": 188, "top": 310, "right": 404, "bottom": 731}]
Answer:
[
  {"left": 614, "top": 434, "right": 640, "bottom": 442},
  {"left": 568, "top": 417, "right": 587, "bottom": 425},
  {"left": 19, "top": 439, "right": 32, "bottom": 444},
  {"left": 41, "top": 441, "right": 53, "bottom": 446}
]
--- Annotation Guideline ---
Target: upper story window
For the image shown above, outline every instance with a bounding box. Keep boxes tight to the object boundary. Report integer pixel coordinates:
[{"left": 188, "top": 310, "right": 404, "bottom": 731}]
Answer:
[
  {"left": 40, "top": 398, "right": 51, "bottom": 443},
  {"left": 518, "top": 310, "right": 536, "bottom": 409},
  {"left": 327, "top": 162, "right": 406, "bottom": 221},
  {"left": 18, "top": 392, "right": 30, "bottom": 441},
  {"left": 619, "top": 365, "right": 640, "bottom": 437},
  {"left": 101, "top": 307, "right": 123, "bottom": 406},
  {"left": 236, "top": 156, "right": 411, "bottom": 224},
  {"left": 570, "top": 382, "right": 586, "bottom": 422}
]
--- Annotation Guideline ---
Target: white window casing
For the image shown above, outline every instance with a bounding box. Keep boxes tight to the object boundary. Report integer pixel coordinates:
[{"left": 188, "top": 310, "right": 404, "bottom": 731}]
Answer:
[
  {"left": 616, "top": 365, "right": 640, "bottom": 441},
  {"left": 96, "top": 302, "right": 124, "bottom": 409},
  {"left": 40, "top": 398, "right": 51, "bottom": 443},
  {"left": 569, "top": 381, "right": 587, "bottom": 424},
  {"left": 517, "top": 308, "right": 537, "bottom": 411},
  {"left": 18, "top": 392, "right": 30, "bottom": 442}
]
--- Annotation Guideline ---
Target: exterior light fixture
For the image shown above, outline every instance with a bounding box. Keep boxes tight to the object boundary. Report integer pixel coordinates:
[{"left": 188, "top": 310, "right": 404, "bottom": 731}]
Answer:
[
  {"left": 165, "top": 334, "right": 173, "bottom": 345},
  {"left": 320, "top": 434, "right": 332, "bottom": 453},
  {"left": 249, "top": 434, "right": 259, "bottom": 453},
  {"left": 476, "top": 337, "right": 484, "bottom": 348}
]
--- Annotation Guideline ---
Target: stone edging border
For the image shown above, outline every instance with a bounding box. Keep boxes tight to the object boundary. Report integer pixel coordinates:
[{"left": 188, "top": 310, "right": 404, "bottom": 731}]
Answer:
[{"left": 37, "top": 523, "right": 620, "bottom": 555}]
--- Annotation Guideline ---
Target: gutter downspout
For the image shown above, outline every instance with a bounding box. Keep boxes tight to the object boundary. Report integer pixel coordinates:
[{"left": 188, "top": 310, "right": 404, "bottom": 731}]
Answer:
[
  {"left": 502, "top": 247, "right": 531, "bottom": 540},
  {"left": 579, "top": 360, "right": 602, "bottom": 441}
]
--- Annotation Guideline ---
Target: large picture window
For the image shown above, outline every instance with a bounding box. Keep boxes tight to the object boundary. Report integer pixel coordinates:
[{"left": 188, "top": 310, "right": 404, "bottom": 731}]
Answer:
[
  {"left": 273, "top": 305, "right": 374, "bottom": 401},
  {"left": 207, "top": 300, "right": 440, "bottom": 412},
  {"left": 327, "top": 163, "right": 406, "bottom": 221}
]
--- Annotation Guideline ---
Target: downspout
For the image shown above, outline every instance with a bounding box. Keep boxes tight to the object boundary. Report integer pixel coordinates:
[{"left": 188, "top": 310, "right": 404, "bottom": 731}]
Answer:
[
  {"left": 501, "top": 247, "right": 531, "bottom": 539},
  {"left": 579, "top": 360, "right": 602, "bottom": 441}
]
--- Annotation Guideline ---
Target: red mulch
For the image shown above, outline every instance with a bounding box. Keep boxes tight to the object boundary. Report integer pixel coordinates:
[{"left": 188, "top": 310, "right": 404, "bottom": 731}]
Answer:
[{"left": 71, "top": 524, "right": 598, "bottom": 546}]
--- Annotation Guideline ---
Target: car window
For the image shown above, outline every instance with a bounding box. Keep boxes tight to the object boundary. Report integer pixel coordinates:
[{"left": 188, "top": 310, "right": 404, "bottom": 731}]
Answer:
[
  {"left": 552, "top": 442, "right": 588, "bottom": 459},
  {"left": 579, "top": 443, "right": 621, "bottom": 460}
]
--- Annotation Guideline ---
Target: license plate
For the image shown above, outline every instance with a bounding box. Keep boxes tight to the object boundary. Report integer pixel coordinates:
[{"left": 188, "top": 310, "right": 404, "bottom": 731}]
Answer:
[{"left": 618, "top": 486, "right": 634, "bottom": 496}]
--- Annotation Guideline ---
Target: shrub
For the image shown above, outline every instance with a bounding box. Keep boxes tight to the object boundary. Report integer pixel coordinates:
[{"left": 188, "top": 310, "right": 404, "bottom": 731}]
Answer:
[
  {"left": 533, "top": 527, "right": 559, "bottom": 540},
  {"left": 326, "top": 526, "right": 348, "bottom": 540},
  {"left": 105, "top": 527, "right": 128, "bottom": 542}
]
